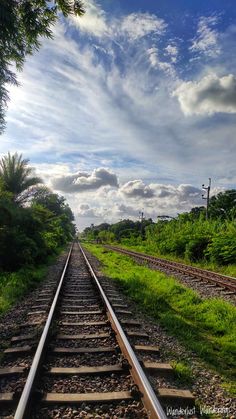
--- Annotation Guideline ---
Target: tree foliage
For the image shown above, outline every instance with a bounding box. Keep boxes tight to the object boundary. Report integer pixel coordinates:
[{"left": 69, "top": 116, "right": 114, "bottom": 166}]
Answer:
[
  {"left": 0, "top": 152, "right": 75, "bottom": 271},
  {"left": 209, "top": 190, "right": 236, "bottom": 220},
  {"left": 0, "top": 152, "right": 42, "bottom": 203},
  {"left": 0, "top": 0, "right": 85, "bottom": 132},
  {"left": 82, "top": 219, "right": 154, "bottom": 244}
]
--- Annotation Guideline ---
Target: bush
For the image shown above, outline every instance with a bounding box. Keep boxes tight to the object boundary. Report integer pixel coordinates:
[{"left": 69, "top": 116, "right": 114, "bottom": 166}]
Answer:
[
  {"left": 185, "top": 236, "right": 210, "bottom": 262},
  {"left": 206, "top": 234, "right": 236, "bottom": 265}
]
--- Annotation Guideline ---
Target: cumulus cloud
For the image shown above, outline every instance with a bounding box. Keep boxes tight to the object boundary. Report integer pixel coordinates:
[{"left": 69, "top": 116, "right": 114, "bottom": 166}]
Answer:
[
  {"left": 190, "top": 16, "right": 220, "bottom": 57},
  {"left": 148, "top": 183, "right": 202, "bottom": 207},
  {"left": 120, "top": 180, "right": 155, "bottom": 198},
  {"left": 70, "top": 175, "right": 212, "bottom": 229},
  {"left": 173, "top": 73, "right": 236, "bottom": 115},
  {"left": 78, "top": 204, "right": 99, "bottom": 218},
  {"left": 52, "top": 168, "right": 118, "bottom": 192}
]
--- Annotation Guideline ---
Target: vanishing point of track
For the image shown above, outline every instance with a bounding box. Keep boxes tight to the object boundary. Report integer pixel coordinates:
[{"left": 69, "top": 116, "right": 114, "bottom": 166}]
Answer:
[{"left": 105, "top": 245, "right": 236, "bottom": 294}]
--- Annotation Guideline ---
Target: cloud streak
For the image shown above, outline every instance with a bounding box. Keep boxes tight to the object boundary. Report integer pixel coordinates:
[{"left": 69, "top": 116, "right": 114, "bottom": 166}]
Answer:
[{"left": 190, "top": 16, "right": 220, "bottom": 57}]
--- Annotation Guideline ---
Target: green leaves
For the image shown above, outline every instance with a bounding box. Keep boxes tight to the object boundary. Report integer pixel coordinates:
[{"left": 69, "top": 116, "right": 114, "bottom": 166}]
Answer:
[
  {"left": 0, "top": 152, "right": 75, "bottom": 271},
  {"left": 0, "top": 152, "right": 42, "bottom": 201},
  {"left": 0, "top": 0, "right": 85, "bottom": 132},
  {"left": 206, "top": 233, "right": 236, "bottom": 265}
]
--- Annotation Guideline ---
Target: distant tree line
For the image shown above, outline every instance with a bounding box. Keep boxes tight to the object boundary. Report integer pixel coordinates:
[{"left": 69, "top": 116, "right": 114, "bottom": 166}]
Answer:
[
  {"left": 82, "top": 190, "right": 236, "bottom": 266},
  {"left": 0, "top": 152, "right": 75, "bottom": 271},
  {"left": 82, "top": 219, "right": 154, "bottom": 243}
]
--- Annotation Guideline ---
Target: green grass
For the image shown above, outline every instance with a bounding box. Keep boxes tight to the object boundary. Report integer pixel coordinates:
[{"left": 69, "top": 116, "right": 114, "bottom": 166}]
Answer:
[
  {"left": 0, "top": 247, "right": 65, "bottom": 316},
  {"left": 0, "top": 266, "right": 47, "bottom": 315},
  {"left": 116, "top": 242, "right": 236, "bottom": 277},
  {"left": 172, "top": 361, "right": 193, "bottom": 385},
  {"left": 85, "top": 244, "right": 236, "bottom": 383}
]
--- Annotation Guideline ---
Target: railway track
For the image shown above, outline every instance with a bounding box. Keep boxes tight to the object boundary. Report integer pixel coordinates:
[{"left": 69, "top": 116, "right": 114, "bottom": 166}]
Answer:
[
  {"left": 0, "top": 243, "right": 195, "bottom": 419},
  {"left": 105, "top": 245, "right": 236, "bottom": 295}
]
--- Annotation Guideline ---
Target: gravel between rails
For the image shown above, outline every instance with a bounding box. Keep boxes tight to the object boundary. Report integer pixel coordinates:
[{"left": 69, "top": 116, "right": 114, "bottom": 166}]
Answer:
[
  {"left": 32, "top": 400, "right": 148, "bottom": 418},
  {"left": 84, "top": 247, "right": 236, "bottom": 419},
  {"left": 0, "top": 375, "right": 26, "bottom": 393},
  {"left": 58, "top": 326, "right": 111, "bottom": 334},
  {"left": 45, "top": 353, "right": 121, "bottom": 368},
  {"left": 39, "top": 374, "right": 133, "bottom": 393},
  {"left": 53, "top": 337, "right": 116, "bottom": 348}
]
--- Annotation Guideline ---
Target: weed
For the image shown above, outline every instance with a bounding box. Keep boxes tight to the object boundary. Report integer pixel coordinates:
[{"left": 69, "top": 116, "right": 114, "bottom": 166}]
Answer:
[{"left": 172, "top": 361, "right": 193, "bottom": 385}]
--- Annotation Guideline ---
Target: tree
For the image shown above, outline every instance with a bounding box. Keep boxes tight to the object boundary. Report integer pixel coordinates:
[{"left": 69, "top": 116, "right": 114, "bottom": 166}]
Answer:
[
  {"left": 209, "top": 190, "right": 236, "bottom": 220},
  {"left": 0, "top": 152, "right": 42, "bottom": 203},
  {"left": 0, "top": 0, "right": 85, "bottom": 133},
  {"left": 32, "top": 186, "right": 76, "bottom": 240}
]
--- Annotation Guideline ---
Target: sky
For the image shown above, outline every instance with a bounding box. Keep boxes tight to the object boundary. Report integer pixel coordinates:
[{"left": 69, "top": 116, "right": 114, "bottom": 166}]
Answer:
[{"left": 1, "top": 0, "right": 236, "bottom": 230}]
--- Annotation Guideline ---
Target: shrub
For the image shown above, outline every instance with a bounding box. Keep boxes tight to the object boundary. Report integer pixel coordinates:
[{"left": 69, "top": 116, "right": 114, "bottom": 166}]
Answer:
[
  {"left": 185, "top": 236, "right": 210, "bottom": 262},
  {"left": 206, "top": 234, "right": 236, "bottom": 265}
]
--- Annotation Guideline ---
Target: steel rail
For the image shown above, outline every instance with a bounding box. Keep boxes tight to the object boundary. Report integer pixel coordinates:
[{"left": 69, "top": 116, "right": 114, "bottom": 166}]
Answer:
[
  {"left": 106, "top": 245, "right": 236, "bottom": 292},
  {"left": 79, "top": 243, "right": 167, "bottom": 419},
  {"left": 14, "top": 243, "right": 74, "bottom": 419}
]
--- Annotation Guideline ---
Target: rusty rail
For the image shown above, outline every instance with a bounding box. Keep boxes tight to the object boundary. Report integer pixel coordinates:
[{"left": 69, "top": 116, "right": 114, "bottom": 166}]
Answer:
[{"left": 105, "top": 245, "right": 236, "bottom": 293}]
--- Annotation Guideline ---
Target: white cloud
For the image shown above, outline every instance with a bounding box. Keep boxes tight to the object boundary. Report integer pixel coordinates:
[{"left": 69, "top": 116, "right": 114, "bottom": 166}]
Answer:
[
  {"left": 71, "top": 4, "right": 166, "bottom": 42},
  {"left": 120, "top": 180, "right": 155, "bottom": 198},
  {"left": 74, "top": 178, "right": 204, "bottom": 227},
  {"left": 70, "top": 0, "right": 108, "bottom": 37},
  {"left": 147, "top": 47, "right": 175, "bottom": 75},
  {"left": 190, "top": 16, "right": 220, "bottom": 57},
  {"left": 165, "top": 44, "right": 178, "bottom": 62},
  {"left": 94, "top": 181, "right": 202, "bottom": 225},
  {"left": 52, "top": 168, "right": 119, "bottom": 192},
  {"left": 78, "top": 204, "right": 99, "bottom": 218},
  {"left": 173, "top": 73, "right": 236, "bottom": 116},
  {"left": 120, "top": 13, "right": 166, "bottom": 41}
]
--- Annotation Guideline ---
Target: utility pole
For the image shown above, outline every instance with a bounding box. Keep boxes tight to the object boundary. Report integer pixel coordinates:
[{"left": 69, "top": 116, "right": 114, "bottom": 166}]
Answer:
[
  {"left": 202, "top": 178, "right": 211, "bottom": 220},
  {"left": 139, "top": 211, "right": 144, "bottom": 239}
]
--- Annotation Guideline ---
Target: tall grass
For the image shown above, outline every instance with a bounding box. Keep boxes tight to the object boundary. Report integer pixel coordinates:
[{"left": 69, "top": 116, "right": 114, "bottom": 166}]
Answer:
[
  {"left": 85, "top": 244, "right": 236, "bottom": 382},
  {"left": 0, "top": 248, "right": 64, "bottom": 315},
  {"left": 0, "top": 266, "right": 47, "bottom": 315}
]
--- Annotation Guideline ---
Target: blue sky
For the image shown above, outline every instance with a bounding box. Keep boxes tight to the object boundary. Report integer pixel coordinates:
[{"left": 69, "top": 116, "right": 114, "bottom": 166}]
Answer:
[{"left": 1, "top": 0, "right": 236, "bottom": 229}]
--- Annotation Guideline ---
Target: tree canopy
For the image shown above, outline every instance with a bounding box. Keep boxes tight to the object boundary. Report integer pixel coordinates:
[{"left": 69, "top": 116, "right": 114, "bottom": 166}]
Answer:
[
  {"left": 0, "top": 152, "right": 75, "bottom": 271},
  {"left": 0, "top": 152, "right": 42, "bottom": 203},
  {"left": 209, "top": 190, "right": 236, "bottom": 220},
  {"left": 0, "top": 0, "right": 85, "bottom": 133}
]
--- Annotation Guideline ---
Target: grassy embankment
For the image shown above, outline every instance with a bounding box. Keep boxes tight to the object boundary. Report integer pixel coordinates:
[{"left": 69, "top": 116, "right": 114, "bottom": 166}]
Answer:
[
  {"left": 117, "top": 242, "right": 236, "bottom": 277},
  {"left": 84, "top": 243, "right": 236, "bottom": 393},
  {"left": 0, "top": 248, "right": 64, "bottom": 316}
]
